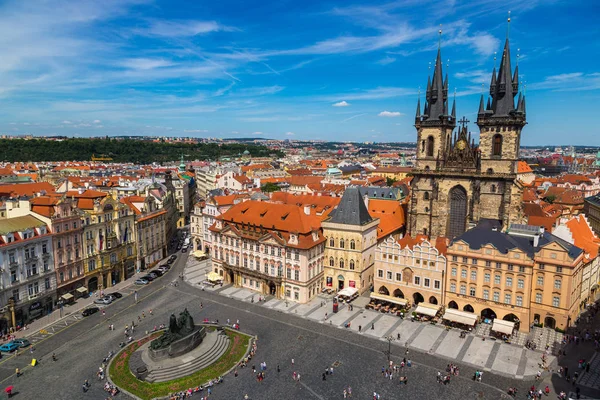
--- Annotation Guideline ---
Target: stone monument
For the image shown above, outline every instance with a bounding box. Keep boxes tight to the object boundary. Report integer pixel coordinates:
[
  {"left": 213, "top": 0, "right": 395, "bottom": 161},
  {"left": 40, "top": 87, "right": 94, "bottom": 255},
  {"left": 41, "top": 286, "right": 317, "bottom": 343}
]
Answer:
[{"left": 148, "top": 308, "right": 205, "bottom": 361}]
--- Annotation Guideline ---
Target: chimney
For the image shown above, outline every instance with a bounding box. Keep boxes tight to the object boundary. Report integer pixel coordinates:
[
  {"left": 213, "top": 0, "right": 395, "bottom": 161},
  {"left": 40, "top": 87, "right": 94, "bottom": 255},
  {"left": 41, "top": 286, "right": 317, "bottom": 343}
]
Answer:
[
  {"left": 78, "top": 187, "right": 84, "bottom": 195},
  {"left": 84, "top": 182, "right": 89, "bottom": 188},
  {"left": 533, "top": 234, "right": 540, "bottom": 247},
  {"left": 304, "top": 205, "right": 311, "bottom": 215}
]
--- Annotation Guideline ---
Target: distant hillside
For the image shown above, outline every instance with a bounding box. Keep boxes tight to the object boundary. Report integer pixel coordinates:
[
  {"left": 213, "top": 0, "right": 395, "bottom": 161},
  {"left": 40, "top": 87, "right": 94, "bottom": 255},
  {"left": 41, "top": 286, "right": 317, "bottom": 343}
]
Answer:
[{"left": 0, "top": 138, "right": 282, "bottom": 163}]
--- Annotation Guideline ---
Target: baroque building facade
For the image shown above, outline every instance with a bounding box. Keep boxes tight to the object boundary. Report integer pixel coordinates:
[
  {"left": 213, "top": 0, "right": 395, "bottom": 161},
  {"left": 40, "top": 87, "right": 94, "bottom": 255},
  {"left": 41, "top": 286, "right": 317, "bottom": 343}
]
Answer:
[{"left": 408, "top": 36, "right": 526, "bottom": 239}]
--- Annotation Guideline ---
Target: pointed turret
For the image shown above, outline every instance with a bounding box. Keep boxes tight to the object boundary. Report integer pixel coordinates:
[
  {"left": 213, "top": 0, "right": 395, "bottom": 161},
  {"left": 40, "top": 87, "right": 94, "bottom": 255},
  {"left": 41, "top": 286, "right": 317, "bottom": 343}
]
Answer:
[
  {"left": 426, "top": 76, "right": 431, "bottom": 97},
  {"left": 424, "top": 46, "right": 448, "bottom": 121},
  {"left": 521, "top": 95, "right": 526, "bottom": 115},
  {"left": 512, "top": 64, "right": 519, "bottom": 93},
  {"left": 478, "top": 95, "right": 485, "bottom": 115},
  {"left": 489, "top": 67, "right": 497, "bottom": 95},
  {"left": 415, "top": 97, "right": 421, "bottom": 122},
  {"left": 451, "top": 97, "right": 456, "bottom": 119},
  {"left": 486, "top": 97, "right": 492, "bottom": 111}
]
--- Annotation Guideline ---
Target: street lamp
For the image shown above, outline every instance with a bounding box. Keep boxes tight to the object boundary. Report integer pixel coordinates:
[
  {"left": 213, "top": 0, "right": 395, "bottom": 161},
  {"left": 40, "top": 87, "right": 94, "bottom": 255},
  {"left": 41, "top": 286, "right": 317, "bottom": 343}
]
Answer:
[{"left": 383, "top": 335, "right": 394, "bottom": 362}]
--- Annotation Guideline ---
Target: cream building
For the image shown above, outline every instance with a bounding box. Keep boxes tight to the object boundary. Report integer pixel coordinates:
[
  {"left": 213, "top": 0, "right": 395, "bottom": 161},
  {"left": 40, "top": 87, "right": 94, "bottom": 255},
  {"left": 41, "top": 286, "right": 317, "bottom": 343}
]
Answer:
[
  {"left": 445, "top": 223, "right": 584, "bottom": 332},
  {"left": 374, "top": 235, "right": 447, "bottom": 307},
  {"left": 322, "top": 187, "right": 379, "bottom": 293},
  {"left": 209, "top": 200, "right": 325, "bottom": 303}
]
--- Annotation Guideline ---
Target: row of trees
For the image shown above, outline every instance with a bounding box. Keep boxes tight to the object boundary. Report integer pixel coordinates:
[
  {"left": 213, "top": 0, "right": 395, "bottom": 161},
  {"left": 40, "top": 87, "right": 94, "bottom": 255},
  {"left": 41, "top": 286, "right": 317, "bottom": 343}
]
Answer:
[{"left": 0, "top": 138, "right": 282, "bottom": 163}]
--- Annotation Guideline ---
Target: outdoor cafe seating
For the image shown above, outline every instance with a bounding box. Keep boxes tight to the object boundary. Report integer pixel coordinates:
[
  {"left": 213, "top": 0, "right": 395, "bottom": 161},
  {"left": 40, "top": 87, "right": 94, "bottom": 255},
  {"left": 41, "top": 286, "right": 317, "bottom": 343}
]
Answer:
[{"left": 366, "top": 292, "right": 409, "bottom": 315}]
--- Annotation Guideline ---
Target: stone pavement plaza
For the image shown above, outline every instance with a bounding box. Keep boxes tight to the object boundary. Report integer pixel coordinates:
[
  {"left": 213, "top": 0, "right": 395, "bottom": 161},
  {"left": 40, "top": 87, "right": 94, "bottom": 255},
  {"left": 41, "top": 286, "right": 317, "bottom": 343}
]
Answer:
[{"left": 185, "top": 257, "right": 552, "bottom": 380}]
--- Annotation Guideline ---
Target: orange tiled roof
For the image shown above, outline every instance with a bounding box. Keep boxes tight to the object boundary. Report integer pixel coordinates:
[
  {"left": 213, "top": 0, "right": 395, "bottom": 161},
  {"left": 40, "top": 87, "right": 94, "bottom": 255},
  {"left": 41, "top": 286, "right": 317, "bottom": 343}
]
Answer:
[
  {"left": 565, "top": 215, "right": 600, "bottom": 260},
  {"left": 517, "top": 161, "right": 533, "bottom": 174},
  {"left": 368, "top": 199, "right": 405, "bottom": 239},
  {"left": 216, "top": 200, "right": 322, "bottom": 233},
  {"left": 397, "top": 234, "right": 428, "bottom": 249},
  {"left": 241, "top": 164, "right": 272, "bottom": 173},
  {"left": 269, "top": 192, "right": 340, "bottom": 218},
  {"left": 0, "top": 182, "right": 55, "bottom": 197}
]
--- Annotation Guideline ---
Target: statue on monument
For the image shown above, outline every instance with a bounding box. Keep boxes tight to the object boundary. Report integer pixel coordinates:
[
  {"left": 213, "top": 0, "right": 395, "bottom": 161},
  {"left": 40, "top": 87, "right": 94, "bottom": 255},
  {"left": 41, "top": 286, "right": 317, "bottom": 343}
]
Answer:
[{"left": 150, "top": 308, "right": 196, "bottom": 350}]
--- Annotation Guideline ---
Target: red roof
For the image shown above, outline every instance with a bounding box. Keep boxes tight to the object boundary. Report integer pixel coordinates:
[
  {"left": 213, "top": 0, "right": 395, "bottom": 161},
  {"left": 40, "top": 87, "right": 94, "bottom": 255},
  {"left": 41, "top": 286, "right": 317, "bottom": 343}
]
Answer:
[{"left": 0, "top": 182, "right": 55, "bottom": 197}]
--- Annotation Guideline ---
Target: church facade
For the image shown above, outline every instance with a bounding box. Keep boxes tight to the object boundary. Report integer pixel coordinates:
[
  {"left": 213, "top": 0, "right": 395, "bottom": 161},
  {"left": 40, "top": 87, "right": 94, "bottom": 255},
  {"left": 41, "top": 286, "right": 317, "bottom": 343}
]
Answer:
[{"left": 408, "top": 36, "right": 526, "bottom": 239}]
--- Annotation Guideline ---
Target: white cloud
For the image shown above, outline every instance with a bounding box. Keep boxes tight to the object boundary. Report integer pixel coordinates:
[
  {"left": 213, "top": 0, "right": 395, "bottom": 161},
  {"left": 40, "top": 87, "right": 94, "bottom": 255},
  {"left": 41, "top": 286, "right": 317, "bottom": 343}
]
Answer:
[
  {"left": 252, "top": 131, "right": 263, "bottom": 135},
  {"left": 332, "top": 101, "right": 350, "bottom": 107},
  {"left": 341, "top": 113, "right": 366, "bottom": 123},
  {"left": 324, "top": 87, "right": 415, "bottom": 101},
  {"left": 376, "top": 56, "right": 396, "bottom": 65},
  {"left": 214, "top": 82, "right": 236, "bottom": 97},
  {"left": 231, "top": 131, "right": 239, "bottom": 134},
  {"left": 285, "top": 132, "right": 295, "bottom": 136},
  {"left": 93, "top": 119, "right": 101, "bottom": 124},
  {"left": 531, "top": 72, "right": 600, "bottom": 92},
  {"left": 378, "top": 111, "right": 403, "bottom": 117},
  {"left": 62, "top": 120, "right": 72, "bottom": 124},
  {"left": 184, "top": 129, "right": 208, "bottom": 133},
  {"left": 237, "top": 85, "right": 285, "bottom": 96},
  {"left": 138, "top": 20, "right": 237, "bottom": 38},
  {"left": 120, "top": 58, "right": 175, "bottom": 70}
]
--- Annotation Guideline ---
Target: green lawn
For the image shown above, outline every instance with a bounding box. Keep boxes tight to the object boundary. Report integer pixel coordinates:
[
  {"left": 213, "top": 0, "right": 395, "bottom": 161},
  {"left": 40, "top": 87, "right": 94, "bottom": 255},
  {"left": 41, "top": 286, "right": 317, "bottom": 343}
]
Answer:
[{"left": 109, "top": 328, "right": 251, "bottom": 400}]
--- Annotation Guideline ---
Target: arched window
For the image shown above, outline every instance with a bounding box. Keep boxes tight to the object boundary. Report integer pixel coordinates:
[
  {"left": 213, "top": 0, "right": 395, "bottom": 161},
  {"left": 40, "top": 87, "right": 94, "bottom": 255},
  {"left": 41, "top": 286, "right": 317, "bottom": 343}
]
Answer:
[
  {"left": 426, "top": 136, "right": 434, "bottom": 157},
  {"left": 329, "top": 237, "right": 334, "bottom": 247},
  {"left": 340, "top": 238, "right": 345, "bottom": 249},
  {"left": 487, "top": 168, "right": 494, "bottom": 174},
  {"left": 491, "top": 184, "right": 497, "bottom": 193},
  {"left": 492, "top": 134, "right": 503, "bottom": 156},
  {"left": 349, "top": 260, "right": 355, "bottom": 270},
  {"left": 423, "top": 192, "right": 430, "bottom": 200},
  {"left": 329, "top": 257, "right": 334, "bottom": 267},
  {"left": 339, "top": 259, "right": 345, "bottom": 269},
  {"left": 421, "top": 139, "right": 425, "bottom": 153},
  {"left": 350, "top": 240, "right": 356, "bottom": 250}
]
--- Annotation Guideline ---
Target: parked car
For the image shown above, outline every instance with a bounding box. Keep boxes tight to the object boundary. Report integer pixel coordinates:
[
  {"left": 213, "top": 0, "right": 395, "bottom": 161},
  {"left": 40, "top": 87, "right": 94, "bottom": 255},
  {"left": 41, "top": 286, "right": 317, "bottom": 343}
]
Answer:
[
  {"left": 93, "top": 296, "right": 112, "bottom": 305},
  {"left": 151, "top": 269, "right": 163, "bottom": 277},
  {"left": 82, "top": 307, "right": 100, "bottom": 317},
  {"left": 109, "top": 292, "right": 123, "bottom": 299},
  {"left": 0, "top": 342, "right": 19, "bottom": 352},
  {"left": 148, "top": 272, "right": 159, "bottom": 279},
  {"left": 12, "top": 339, "right": 30, "bottom": 348},
  {"left": 135, "top": 278, "right": 149, "bottom": 285},
  {"left": 158, "top": 265, "right": 169, "bottom": 273},
  {"left": 181, "top": 248, "right": 188, "bottom": 253}
]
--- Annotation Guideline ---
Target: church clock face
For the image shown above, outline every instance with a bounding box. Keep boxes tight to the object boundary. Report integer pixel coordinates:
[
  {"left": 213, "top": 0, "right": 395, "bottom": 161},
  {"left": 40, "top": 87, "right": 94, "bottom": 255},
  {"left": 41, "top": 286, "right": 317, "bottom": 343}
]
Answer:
[{"left": 456, "top": 139, "right": 467, "bottom": 150}]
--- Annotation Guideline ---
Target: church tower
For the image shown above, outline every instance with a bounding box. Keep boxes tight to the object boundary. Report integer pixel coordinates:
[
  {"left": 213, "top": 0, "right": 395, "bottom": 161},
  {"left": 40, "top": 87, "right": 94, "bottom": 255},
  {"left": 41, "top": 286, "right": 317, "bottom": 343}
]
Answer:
[
  {"left": 408, "top": 19, "right": 525, "bottom": 240},
  {"left": 477, "top": 15, "right": 526, "bottom": 175},
  {"left": 414, "top": 38, "right": 456, "bottom": 171}
]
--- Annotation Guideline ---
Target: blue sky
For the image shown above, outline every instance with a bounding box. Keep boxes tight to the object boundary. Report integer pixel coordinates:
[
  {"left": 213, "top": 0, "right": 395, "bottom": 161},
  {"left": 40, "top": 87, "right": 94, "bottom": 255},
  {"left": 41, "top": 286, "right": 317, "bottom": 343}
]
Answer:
[{"left": 0, "top": 0, "right": 598, "bottom": 145}]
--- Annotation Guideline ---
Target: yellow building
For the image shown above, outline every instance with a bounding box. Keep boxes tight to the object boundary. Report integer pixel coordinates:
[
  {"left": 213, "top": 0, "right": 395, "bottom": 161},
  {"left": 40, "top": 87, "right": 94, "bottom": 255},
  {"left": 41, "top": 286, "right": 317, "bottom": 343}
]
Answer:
[
  {"left": 445, "top": 223, "right": 584, "bottom": 332},
  {"left": 73, "top": 191, "right": 137, "bottom": 292},
  {"left": 322, "top": 188, "right": 379, "bottom": 292}
]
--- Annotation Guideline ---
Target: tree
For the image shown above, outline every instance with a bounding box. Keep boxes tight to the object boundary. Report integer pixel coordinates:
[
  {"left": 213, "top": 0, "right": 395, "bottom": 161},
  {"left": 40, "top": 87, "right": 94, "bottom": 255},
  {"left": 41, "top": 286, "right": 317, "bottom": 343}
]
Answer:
[
  {"left": 545, "top": 194, "right": 557, "bottom": 204},
  {"left": 386, "top": 177, "right": 398, "bottom": 187},
  {"left": 260, "top": 182, "right": 281, "bottom": 193}
]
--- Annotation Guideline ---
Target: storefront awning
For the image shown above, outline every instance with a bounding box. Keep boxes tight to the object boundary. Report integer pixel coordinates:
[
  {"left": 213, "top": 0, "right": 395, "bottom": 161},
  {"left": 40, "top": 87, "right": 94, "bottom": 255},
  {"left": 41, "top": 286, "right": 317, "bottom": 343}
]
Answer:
[
  {"left": 415, "top": 303, "right": 440, "bottom": 317},
  {"left": 206, "top": 271, "right": 222, "bottom": 282},
  {"left": 61, "top": 293, "right": 74, "bottom": 300},
  {"left": 338, "top": 287, "right": 358, "bottom": 297},
  {"left": 442, "top": 308, "right": 478, "bottom": 326},
  {"left": 76, "top": 287, "right": 88, "bottom": 294},
  {"left": 491, "top": 319, "right": 515, "bottom": 335},
  {"left": 370, "top": 293, "right": 407, "bottom": 306}
]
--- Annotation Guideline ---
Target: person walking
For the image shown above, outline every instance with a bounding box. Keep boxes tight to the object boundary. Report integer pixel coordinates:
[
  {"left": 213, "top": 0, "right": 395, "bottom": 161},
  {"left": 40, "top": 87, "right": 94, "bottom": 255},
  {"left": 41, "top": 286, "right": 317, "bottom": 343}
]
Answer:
[
  {"left": 291, "top": 358, "right": 295, "bottom": 366},
  {"left": 359, "top": 325, "right": 362, "bottom": 332},
  {"left": 372, "top": 323, "right": 375, "bottom": 330}
]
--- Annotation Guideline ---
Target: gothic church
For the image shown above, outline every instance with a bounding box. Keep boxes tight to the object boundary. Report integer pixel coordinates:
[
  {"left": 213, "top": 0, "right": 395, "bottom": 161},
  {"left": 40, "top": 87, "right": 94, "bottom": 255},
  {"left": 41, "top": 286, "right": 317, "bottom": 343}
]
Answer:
[{"left": 407, "top": 32, "right": 526, "bottom": 239}]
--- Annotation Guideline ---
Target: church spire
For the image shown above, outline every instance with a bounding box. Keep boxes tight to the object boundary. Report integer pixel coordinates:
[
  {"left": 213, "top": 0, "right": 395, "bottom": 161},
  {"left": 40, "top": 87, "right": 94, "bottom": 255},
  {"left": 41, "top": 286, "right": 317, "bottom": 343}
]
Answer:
[
  {"left": 451, "top": 88, "right": 456, "bottom": 119},
  {"left": 424, "top": 27, "right": 449, "bottom": 122}
]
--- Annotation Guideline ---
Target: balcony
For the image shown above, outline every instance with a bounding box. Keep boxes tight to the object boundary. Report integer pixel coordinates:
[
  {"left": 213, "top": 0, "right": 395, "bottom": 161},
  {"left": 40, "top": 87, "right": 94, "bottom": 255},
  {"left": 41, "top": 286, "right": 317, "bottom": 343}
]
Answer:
[{"left": 28, "top": 293, "right": 39, "bottom": 301}]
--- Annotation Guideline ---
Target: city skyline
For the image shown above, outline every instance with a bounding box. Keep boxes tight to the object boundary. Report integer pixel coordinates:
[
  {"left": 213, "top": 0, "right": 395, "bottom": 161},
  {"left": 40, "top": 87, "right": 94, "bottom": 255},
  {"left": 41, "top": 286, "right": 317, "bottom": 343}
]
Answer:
[{"left": 0, "top": 0, "right": 598, "bottom": 144}]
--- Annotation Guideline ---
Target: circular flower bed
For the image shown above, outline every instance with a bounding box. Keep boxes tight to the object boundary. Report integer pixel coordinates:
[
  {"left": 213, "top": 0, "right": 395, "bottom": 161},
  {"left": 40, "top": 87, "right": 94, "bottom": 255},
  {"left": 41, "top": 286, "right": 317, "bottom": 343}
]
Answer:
[{"left": 109, "top": 328, "right": 251, "bottom": 400}]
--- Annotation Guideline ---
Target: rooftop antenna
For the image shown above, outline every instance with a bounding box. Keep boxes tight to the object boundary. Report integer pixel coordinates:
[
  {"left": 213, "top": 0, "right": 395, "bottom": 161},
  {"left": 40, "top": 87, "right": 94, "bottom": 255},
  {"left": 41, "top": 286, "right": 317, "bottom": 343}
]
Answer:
[
  {"left": 428, "top": 61, "right": 431, "bottom": 71},
  {"left": 493, "top": 52, "right": 497, "bottom": 69},
  {"left": 516, "top": 48, "right": 520, "bottom": 66},
  {"left": 507, "top": 11, "right": 511, "bottom": 39},
  {"left": 438, "top": 24, "right": 442, "bottom": 49}
]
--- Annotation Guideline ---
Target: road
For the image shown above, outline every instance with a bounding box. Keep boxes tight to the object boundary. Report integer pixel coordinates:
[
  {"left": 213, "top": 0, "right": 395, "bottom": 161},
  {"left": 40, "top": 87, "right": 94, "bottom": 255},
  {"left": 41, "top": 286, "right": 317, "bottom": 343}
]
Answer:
[{"left": 1, "top": 250, "right": 528, "bottom": 399}]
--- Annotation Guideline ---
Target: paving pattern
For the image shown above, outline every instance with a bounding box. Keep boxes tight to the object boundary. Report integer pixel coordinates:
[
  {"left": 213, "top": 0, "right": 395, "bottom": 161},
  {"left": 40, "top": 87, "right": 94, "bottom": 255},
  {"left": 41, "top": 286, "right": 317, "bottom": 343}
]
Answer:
[{"left": 184, "top": 258, "right": 557, "bottom": 380}]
